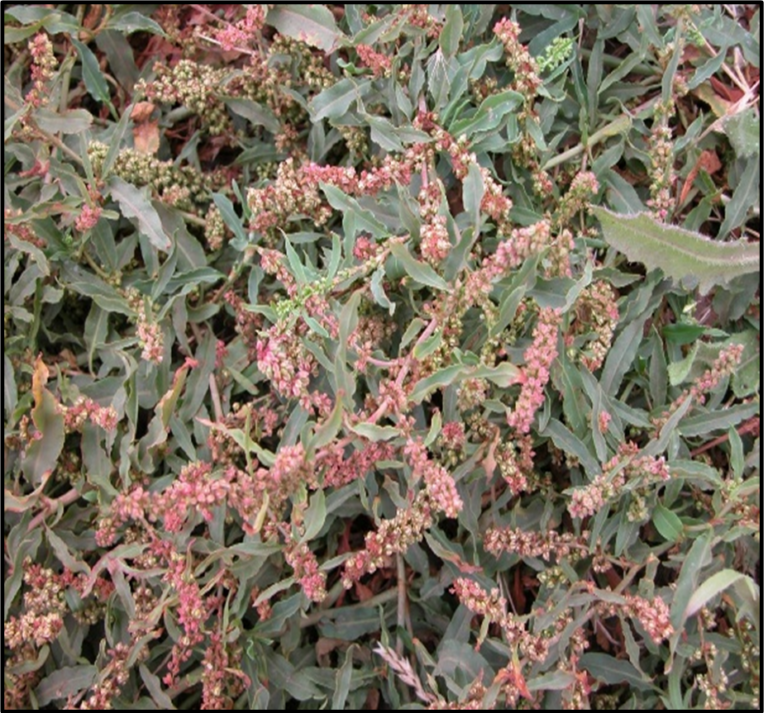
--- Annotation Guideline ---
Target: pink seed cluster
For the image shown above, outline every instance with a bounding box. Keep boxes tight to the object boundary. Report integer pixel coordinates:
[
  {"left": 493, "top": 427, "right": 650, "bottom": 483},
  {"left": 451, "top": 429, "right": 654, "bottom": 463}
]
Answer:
[
  {"left": 568, "top": 442, "right": 670, "bottom": 520},
  {"left": 507, "top": 307, "right": 561, "bottom": 436},
  {"left": 405, "top": 437, "right": 463, "bottom": 518}
]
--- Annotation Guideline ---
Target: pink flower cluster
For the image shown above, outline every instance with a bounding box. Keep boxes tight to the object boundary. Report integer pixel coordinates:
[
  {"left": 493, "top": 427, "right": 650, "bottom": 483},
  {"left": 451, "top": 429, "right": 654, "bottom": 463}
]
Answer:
[
  {"left": 156, "top": 461, "right": 230, "bottom": 532},
  {"left": 256, "top": 324, "right": 316, "bottom": 400},
  {"left": 484, "top": 220, "right": 552, "bottom": 280},
  {"left": 418, "top": 183, "right": 451, "bottom": 266},
  {"left": 558, "top": 171, "right": 599, "bottom": 222},
  {"left": 655, "top": 343, "right": 744, "bottom": 430},
  {"left": 484, "top": 526, "right": 587, "bottom": 561},
  {"left": 285, "top": 541, "right": 327, "bottom": 603},
  {"left": 75, "top": 204, "right": 102, "bottom": 232},
  {"left": 598, "top": 410, "right": 611, "bottom": 434},
  {"left": 440, "top": 421, "right": 466, "bottom": 451},
  {"left": 210, "top": 5, "right": 266, "bottom": 52},
  {"left": 571, "top": 280, "right": 619, "bottom": 371},
  {"left": 568, "top": 442, "right": 670, "bottom": 520},
  {"left": 247, "top": 157, "right": 332, "bottom": 234},
  {"left": 624, "top": 594, "right": 674, "bottom": 645},
  {"left": 405, "top": 437, "right": 463, "bottom": 518},
  {"left": 26, "top": 33, "right": 57, "bottom": 107},
  {"left": 319, "top": 440, "right": 395, "bottom": 488},
  {"left": 493, "top": 18, "right": 541, "bottom": 99},
  {"left": 301, "top": 152, "right": 416, "bottom": 197},
  {"left": 201, "top": 631, "right": 249, "bottom": 710},
  {"left": 62, "top": 395, "right": 119, "bottom": 432},
  {"left": 342, "top": 491, "right": 434, "bottom": 588},
  {"left": 357, "top": 43, "right": 392, "bottom": 77},
  {"left": 507, "top": 307, "right": 561, "bottom": 435},
  {"left": 496, "top": 436, "right": 535, "bottom": 495},
  {"left": 451, "top": 578, "right": 505, "bottom": 621}
]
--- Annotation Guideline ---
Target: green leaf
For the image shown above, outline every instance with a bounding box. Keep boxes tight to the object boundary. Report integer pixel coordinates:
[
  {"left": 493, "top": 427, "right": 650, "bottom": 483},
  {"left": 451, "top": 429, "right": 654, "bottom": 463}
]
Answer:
[
  {"left": 684, "top": 569, "right": 758, "bottom": 620},
  {"left": 413, "top": 329, "right": 443, "bottom": 360},
  {"left": 542, "top": 420, "right": 600, "bottom": 477},
  {"left": 469, "top": 362, "right": 520, "bottom": 387},
  {"left": 266, "top": 4, "right": 342, "bottom": 52},
  {"left": 389, "top": 242, "right": 451, "bottom": 292},
  {"left": 579, "top": 653, "right": 653, "bottom": 690},
  {"left": 652, "top": 504, "right": 683, "bottom": 542},
  {"left": 600, "top": 313, "right": 646, "bottom": 397},
  {"left": 34, "top": 665, "right": 98, "bottom": 706},
  {"left": 225, "top": 98, "right": 281, "bottom": 134},
  {"left": 364, "top": 114, "right": 403, "bottom": 152},
  {"left": 332, "top": 645, "right": 357, "bottom": 709},
  {"left": 100, "top": 102, "right": 134, "bottom": 177},
  {"left": 4, "top": 355, "right": 17, "bottom": 418},
  {"left": 668, "top": 342, "right": 700, "bottom": 386},
  {"left": 108, "top": 176, "right": 171, "bottom": 252},
  {"left": 593, "top": 206, "right": 759, "bottom": 294},
  {"left": 350, "top": 423, "right": 401, "bottom": 442},
  {"left": 410, "top": 365, "right": 465, "bottom": 404},
  {"left": 449, "top": 90, "right": 523, "bottom": 138},
  {"left": 678, "top": 401, "right": 759, "bottom": 438},
  {"left": 309, "top": 78, "right": 372, "bottom": 121},
  {"left": 105, "top": 11, "right": 165, "bottom": 35},
  {"left": 439, "top": 4, "right": 464, "bottom": 57},
  {"left": 670, "top": 530, "right": 713, "bottom": 629},
  {"left": 723, "top": 109, "right": 759, "bottom": 158},
  {"left": 370, "top": 266, "right": 395, "bottom": 315},
  {"left": 462, "top": 161, "right": 484, "bottom": 235},
  {"left": 301, "top": 488, "right": 326, "bottom": 542},
  {"left": 33, "top": 108, "right": 92, "bottom": 134},
  {"left": 309, "top": 395, "right": 343, "bottom": 450},
  {"left": 718, "top": 155, "right": 759, "bottom": 240},
  {"left": 71, "top": 39, "right": 111, "bottom": 106},
  {"left": 22, "top": 382, "right": 65, "bottom": 487},
  {"left": 321, "top": 183, "right": 388, "bottom": 239}
]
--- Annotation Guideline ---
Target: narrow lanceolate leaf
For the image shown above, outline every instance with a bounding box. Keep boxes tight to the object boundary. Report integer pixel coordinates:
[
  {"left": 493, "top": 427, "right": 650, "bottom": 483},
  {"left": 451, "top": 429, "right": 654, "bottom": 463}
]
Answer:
[
  {"left": 33, "top": 108, "right": 92, "bottom": 134},
  {"left": 670, "top": 530, "right": 713, "bottom": 629},
  {"left": 266, "top": 4, "right": 343, "bottom": 52},
  {"left": 593, "top": 206, "right": 759, "bottom": 294},
  {"left": 309, "top": 79, "right": 372, "bottom": 121},
  {"left": 21, "top": 357, "right": 65, "bottom": 486},
  {"left": 683, "top": 569, "right": 758, "bottom": 620},
  {"left": 389, "top": 242, "right": 451, "bottom": 292},
  {"left": 449, "top": 90, "right": 523, "bottom": 138},
  {"left": 225, "top": 98, "right": 281, "bottom": 134},
  {"left": 71, "top": 39, "right": 111, "bottom": 106},
  {"left": 108, "top": 176, "right": 171, "bottom": 252},
  {"left": 350, "top": 422, "right": 401, "bottom": 442}
]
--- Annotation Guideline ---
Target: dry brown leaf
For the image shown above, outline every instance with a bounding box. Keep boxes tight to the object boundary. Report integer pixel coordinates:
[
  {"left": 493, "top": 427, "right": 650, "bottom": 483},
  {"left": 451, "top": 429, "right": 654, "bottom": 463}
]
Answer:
[
  {"left": 131, "top": 101, "right": 156, "bottom": 122},
  {"left": 133, "top": 120, "right": 160, "bottom": 155},
  {"left": 32, "top": 353, "right": 49, "bottom": 408}
]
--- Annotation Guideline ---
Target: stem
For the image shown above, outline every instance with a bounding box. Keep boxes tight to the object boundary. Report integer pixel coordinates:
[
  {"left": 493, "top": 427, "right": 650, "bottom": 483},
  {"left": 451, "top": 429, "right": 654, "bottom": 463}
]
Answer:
[
  {"left": 542, "top": 96, "right": 658, "bottom": 171},
  {"left": 689, "top": 416, "right": 759, "bottom": 457},
  {"left": 299, "top": 586, "right": 398, "bottom": 628},
  {"left": 27, "top": 488, "right": 81, "bottom": 531},
  {"left": 209, "top": 373, "right": 224, "bottom": 422},
  {"left": 396, "top": 554, "right": 407, "bottom": 656},
  {"left": 82, "top": 249, "right": 111, "bottom": 280},
  {"left": 179, "top": 210, "right": 207, "bottom": 227},
  {"left": 35, "top": 126, "right": 86, "bottom": 166}
]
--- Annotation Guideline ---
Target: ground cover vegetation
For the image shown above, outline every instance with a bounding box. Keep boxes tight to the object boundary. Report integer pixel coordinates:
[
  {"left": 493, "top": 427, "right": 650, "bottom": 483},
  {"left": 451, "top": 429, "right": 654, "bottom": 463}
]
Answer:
[{"left": 3, "top": 3, "right": 761, "bottom": 709}]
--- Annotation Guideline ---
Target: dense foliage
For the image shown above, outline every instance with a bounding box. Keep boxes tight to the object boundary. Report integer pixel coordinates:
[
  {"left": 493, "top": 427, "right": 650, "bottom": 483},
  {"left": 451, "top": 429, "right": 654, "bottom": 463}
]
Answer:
[{"left": 3, "top": 4, "right": 761, "bottom": 710}]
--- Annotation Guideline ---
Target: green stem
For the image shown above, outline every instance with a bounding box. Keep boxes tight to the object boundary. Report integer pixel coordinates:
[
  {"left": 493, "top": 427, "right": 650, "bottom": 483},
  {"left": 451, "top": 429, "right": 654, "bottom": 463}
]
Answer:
[
  {"left": 299, "top": 586, "right": 398, "bottom": 629},
  {"left": 542, "top": 96, "right": 658, "bottom": 171}
]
